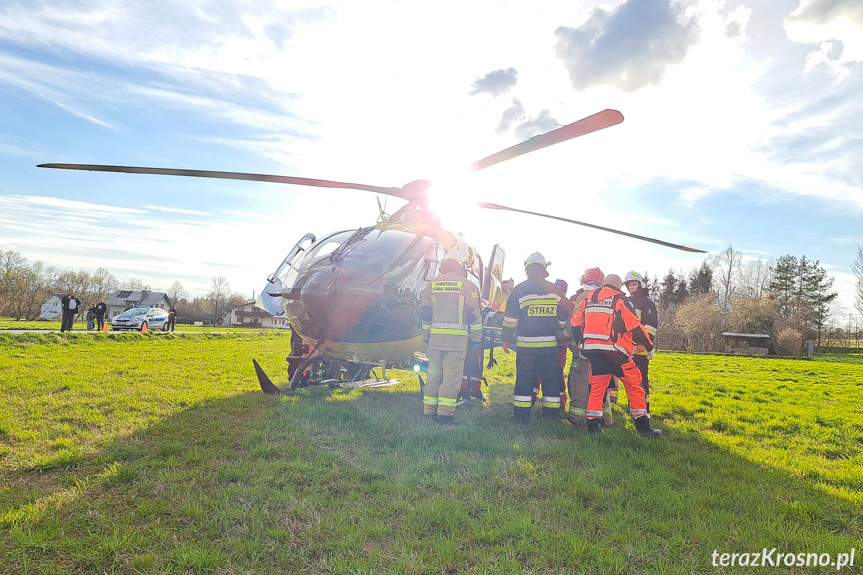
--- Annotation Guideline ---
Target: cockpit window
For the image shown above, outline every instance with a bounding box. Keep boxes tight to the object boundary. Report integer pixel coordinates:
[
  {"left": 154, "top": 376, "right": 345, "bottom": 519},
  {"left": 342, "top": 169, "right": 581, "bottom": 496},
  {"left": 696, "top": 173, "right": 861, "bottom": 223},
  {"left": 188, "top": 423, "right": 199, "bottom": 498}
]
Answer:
[{"left": 284, "top": 230, "right": 354, "bottom": 289}]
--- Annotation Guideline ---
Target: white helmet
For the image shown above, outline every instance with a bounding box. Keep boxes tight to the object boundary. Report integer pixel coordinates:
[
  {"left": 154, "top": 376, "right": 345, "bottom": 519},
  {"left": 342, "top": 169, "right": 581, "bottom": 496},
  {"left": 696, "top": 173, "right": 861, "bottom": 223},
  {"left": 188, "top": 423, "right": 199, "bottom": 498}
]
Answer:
[
  {"left": 524, "top": 252, "right": 549, "bottom": 278},
  {"left": 624, "top": 270, "right": 646, "bottom": 289},
  {"left": 524, "top": 252, "right": 549, "bottom": 269}
]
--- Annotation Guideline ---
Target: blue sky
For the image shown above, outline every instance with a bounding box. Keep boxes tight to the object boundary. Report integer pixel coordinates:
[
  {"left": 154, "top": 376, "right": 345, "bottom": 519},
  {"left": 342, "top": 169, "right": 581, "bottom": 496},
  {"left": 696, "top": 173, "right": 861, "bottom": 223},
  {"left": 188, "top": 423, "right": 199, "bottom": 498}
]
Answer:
[{"left": 0, "top": 0, "right": 861, "bottom": 315}]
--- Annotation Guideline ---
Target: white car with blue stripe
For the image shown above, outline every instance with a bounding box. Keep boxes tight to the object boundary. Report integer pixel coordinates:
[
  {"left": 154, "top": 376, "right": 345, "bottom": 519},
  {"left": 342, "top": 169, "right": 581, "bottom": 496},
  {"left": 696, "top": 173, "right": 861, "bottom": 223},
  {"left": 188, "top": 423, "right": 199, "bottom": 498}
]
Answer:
[{"left": 111, "top": 307, "right": 170, "bottom": 331}]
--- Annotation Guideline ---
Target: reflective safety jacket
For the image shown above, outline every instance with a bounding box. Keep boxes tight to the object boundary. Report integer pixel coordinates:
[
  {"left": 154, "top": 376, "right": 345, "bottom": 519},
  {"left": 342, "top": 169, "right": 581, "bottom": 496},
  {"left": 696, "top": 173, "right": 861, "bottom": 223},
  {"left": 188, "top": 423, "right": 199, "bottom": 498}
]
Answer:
[
  {"left": 627, "top": 289, "right": 658, "bottom": 356},
  {"left": 420, "top": 272, "right": 482, "bottom": 351},
  {"left": 502, "top": 277, "right": 573, "bottom": 354},
  {"left": 571, "top": 285, "right": 652, "bottom": 357}
]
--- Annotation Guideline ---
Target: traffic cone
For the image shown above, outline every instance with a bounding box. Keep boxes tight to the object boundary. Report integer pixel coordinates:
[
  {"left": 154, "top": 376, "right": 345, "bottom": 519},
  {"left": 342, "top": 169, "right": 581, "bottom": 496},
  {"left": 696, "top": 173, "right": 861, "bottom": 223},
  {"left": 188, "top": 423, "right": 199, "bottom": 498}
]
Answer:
[
  {"left": 101, "top": 321, "right": 108, "bottom": 332},
  {"left": 141, "top": 322, "right": 148, "bottom": 334}
]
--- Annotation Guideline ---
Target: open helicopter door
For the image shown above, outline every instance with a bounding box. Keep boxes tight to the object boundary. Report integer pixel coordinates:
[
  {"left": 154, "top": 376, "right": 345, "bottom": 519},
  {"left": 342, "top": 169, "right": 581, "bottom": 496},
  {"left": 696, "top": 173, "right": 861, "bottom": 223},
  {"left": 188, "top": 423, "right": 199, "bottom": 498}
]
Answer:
[
  {"left": 256, "top": 233, "right": 317, "bottom": 316},
  {"left": 481, "top": 244, "right": 505, "bottom": 310},
  {"left": 480, "top": 245, "right": 505, "bottom": 369}
]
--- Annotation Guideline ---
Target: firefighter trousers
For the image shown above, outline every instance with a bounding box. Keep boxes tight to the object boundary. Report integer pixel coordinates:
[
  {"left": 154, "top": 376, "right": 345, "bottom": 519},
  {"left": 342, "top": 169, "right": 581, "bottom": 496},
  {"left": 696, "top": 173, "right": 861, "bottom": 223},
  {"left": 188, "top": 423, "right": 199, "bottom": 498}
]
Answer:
[
  {"left": 567, "top": 356, "right": 612, "bottom": 426},
  {"left": 633, "top": 354, "right": 651, "bottom": 414},
  {"left": 583, "top": 351, "right": 648, "bottom": 421},
  {"left": 460, "top": 345, "right": 484, "bottom": 399},
  {"left": 425, "top": 349, "right": 466, "bottom": 417},
  {"left": 513, "top": 351, "right": 560, "bottom": 422}
]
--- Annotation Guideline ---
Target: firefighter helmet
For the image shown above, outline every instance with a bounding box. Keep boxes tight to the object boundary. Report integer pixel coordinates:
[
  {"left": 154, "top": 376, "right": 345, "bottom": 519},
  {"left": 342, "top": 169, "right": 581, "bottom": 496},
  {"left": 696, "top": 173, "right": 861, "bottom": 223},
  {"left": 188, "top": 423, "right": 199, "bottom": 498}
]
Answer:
[
  {"left": 440, "top": 250, "right": 466, "bottom": 274},
  {"left": 580, "top": 267, "right": 605, "bottom": 286},
  {"left": 554, "top": 279, "right": 569, "bottom": 294},
  {"left": 442, "top": 250, "right": 464, "bottom": 266},
  {"left": 524, "top": 252, "right": 550, "bottom": 278},
  {"left": 624, "top": 270, "right": 646, "bottom": 289}
]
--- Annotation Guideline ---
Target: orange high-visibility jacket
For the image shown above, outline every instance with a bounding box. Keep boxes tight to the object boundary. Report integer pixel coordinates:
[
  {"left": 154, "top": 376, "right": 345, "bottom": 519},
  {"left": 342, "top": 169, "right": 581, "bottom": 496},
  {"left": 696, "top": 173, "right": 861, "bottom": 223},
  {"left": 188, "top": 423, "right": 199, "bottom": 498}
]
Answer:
[{"left": 571, "top": 285, "right": 652, "bottom": 357}]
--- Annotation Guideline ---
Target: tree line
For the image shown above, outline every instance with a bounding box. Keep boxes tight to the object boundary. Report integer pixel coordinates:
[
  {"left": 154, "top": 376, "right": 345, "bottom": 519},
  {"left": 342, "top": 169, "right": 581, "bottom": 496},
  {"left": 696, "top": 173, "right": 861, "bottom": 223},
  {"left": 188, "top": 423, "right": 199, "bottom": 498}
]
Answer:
[
  {"left": 646, "top": 245, "right": 857, "bottom": 355},
  {"left": 0, "top": 250, "right": 247, "bottom": 325}
]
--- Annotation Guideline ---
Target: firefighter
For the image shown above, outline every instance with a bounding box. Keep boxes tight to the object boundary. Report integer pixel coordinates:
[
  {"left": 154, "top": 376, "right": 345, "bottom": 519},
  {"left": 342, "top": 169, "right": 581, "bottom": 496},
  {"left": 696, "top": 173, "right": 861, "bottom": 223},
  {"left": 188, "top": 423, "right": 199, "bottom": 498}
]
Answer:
[
  {"left": 624, "top": 271, "right": 658, "bottom": 414},
  {"left": 553, "top": 279, "right": 570, "bottom": 417},
  {"left": 502, "top": 252, "right": 572, "bottom": 422},
  {"left": 420, "top": 251, "right": 482, "bottom": 425},
  {"left": 571, "top": 272, "right": 662, "bottom": 437},
  {"left": 459, "top": 331, "right": 485, "bottom": 401},
  {"left": 567, "top": 268, "right": 613, "bottom": 426}
]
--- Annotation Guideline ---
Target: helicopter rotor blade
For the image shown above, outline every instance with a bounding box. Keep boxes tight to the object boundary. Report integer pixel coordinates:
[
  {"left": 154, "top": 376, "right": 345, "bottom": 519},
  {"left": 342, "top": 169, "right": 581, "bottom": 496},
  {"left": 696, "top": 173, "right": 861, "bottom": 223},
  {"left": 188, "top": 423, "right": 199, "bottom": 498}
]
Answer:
[
  {"left": 469, "top": 109, "right": 624, "bottom": 172},
  {"left": 37, "top": 163, "right": 412, "bottom": 200},
  {"left": 478, "top": 202, "right": 706, "bottom": 253}
]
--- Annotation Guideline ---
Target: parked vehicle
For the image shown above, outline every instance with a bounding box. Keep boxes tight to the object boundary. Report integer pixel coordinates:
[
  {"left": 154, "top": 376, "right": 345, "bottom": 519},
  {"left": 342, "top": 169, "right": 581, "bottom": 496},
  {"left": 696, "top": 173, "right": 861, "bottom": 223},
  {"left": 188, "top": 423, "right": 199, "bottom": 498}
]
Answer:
[{"left": 111, "top": 307, "right": 170, "bottom": 331}]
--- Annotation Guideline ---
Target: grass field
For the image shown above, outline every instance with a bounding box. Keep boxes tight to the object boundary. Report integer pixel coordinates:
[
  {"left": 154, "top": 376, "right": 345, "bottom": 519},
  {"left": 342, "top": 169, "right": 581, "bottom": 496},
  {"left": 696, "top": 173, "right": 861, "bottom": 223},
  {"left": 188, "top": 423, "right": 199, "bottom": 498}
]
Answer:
[
  {"left": 1, "top": 333, "right": 861, "bottom": 574},
  {"left": 0, "top": 317, "right": 274, "bottom": 332}
]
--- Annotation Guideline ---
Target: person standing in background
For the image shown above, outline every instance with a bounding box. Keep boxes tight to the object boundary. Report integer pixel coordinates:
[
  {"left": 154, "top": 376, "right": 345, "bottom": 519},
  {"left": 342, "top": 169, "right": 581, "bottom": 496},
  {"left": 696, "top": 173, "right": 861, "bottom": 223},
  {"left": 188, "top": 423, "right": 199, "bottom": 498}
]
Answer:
[
  {"left": 94, "top": 299, "right": 107, "bottom": 331},
  {"left": 167, "top": 305, "right": 178, "bottom": 332},
  {"left": 86, "top": 303, "right": 96, "bottom": 330},
  {"left": 60, "top": 290, "right": 81, "bottom": 332}
]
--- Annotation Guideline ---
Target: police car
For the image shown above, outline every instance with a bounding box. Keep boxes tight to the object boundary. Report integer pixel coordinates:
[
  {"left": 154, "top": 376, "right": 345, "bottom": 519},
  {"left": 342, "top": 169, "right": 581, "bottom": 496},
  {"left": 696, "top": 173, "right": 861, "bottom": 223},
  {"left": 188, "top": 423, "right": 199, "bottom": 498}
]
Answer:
[{"left": 111, "top": 307, "right": 170, "bottom": 331}]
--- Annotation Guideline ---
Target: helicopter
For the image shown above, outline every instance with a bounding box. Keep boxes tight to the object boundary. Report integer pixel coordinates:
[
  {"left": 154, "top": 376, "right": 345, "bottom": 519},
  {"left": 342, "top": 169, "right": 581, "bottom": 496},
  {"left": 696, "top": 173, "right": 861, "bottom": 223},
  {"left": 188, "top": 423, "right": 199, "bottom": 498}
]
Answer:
[{"left": 39, "top": 109, "right": 705, "bottom": 393}]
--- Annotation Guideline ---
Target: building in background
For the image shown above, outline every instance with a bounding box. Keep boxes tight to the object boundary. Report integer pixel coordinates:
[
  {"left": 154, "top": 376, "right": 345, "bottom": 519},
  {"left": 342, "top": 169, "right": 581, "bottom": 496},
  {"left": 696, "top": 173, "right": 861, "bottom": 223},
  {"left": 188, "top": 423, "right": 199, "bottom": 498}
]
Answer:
[
  {"left": 224, "top": 300, "right": 290, "bottom": 329},
  {"left": 105, "top": 290, "right": 171, "bottom": 319},
  {"left": 39, "top": 293, "right": 67, "bottom": 319}
]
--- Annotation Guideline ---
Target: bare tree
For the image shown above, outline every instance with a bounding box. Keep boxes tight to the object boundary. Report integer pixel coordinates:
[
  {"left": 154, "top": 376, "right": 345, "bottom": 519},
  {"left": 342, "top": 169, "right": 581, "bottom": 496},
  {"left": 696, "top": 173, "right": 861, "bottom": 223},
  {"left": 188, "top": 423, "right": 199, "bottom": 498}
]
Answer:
[
  {"left": 90, "top": 268, "right": 119, "bottom": 303},
  {"left": 167, "top": 280, "right": 188, "bottom": 304},
  {"left": 0, "top": 250, "right": 28, "bottom": 316},
  {"left": 853, "top": 245, "right": 863, "bottom": 318},
  {"left": 737, "top": 258, "right": 773, "bottom": 299},
  {"left": 712, "top": 245, "right": 742, "bottom": 325},
  {"left": 676, "top": 293, "right": 723, "bottom": 352},
  {"left": 122, "top": 277, "right": 149, "bottom": 291},
  {"left": 207, "top": 276, "right": 231, "bottom": 326}
]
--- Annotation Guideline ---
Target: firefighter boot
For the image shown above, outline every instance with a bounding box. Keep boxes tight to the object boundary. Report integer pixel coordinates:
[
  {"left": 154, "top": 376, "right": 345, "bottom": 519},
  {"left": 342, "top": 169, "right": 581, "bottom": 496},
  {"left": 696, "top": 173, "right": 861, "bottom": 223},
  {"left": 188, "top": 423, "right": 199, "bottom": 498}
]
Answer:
[
  {"left": 634, "top": 415, "right": 662, "bottom": 438},
  {"left": 587, "top": 419, "right": 602, "bottom": 434},
  {"left": 436, "top": 415, "right": 457, "bottom": 426}
]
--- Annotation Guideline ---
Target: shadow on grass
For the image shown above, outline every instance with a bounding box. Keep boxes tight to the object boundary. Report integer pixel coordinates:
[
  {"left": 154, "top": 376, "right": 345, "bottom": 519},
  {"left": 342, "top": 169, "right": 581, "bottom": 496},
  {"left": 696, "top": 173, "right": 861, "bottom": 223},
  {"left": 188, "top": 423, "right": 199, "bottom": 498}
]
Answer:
[{"left": 2, "top": 382, "right": 861, "bottom": 574}]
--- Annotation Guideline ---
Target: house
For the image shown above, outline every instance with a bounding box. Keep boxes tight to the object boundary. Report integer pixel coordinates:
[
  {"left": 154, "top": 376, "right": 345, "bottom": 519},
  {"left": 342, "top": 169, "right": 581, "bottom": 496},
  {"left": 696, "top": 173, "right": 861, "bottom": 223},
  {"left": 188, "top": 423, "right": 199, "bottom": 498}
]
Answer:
[
  {"left": 40, "top": 293, "right": 67, "bottom": 319},
  {"left": 105, "top": 290, "right": 171, "bottom": 319},
  {"left": 224, "top": 300, "right": 290, "bottom": 329}
]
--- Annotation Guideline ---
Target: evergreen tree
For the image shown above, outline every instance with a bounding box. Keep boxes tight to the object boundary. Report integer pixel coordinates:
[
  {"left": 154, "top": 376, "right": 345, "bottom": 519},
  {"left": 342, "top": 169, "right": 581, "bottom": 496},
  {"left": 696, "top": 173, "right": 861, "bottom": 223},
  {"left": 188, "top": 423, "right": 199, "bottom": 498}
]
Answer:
[
  {"left": 770, "top": 254, "right": 797, "bottom": 314},
  {"left": 659, "top": 269, "right": 678, "bottom": 309},
  {"left": 801, "top": 258, "right": 837, "bottom": 345},
  {"left": 688, "top": 260, "right": 713, "bottom": 294}
]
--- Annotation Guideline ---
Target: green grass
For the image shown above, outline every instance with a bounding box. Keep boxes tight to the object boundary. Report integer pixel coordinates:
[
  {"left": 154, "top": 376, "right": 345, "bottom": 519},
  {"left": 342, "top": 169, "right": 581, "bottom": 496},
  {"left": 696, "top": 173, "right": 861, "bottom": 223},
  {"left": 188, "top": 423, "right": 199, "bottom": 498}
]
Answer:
[
  {"left": 0, "top": 316, "right": 276, "bottom": 332},
  {"left": 1, "top": 334, "right": 861, "bottom": 574}
]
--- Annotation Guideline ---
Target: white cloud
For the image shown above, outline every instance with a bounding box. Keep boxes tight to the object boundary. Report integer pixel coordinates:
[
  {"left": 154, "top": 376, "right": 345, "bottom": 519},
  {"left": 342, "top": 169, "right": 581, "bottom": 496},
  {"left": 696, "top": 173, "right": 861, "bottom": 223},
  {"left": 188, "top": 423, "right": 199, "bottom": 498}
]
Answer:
[
  {"left": 786, "top": 0, "right": 863, "bottom": 72},
  {"left": 143, "top": 204, "right": 214, "bottom": 216}
]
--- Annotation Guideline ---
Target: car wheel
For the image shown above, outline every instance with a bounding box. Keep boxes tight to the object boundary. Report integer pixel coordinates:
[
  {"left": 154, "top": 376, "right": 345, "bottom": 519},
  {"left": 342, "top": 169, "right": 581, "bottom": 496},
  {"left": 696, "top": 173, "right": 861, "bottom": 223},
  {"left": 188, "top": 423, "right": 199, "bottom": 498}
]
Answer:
[{"left": 162, "top": 322, "right": 169, "bottom": 332}]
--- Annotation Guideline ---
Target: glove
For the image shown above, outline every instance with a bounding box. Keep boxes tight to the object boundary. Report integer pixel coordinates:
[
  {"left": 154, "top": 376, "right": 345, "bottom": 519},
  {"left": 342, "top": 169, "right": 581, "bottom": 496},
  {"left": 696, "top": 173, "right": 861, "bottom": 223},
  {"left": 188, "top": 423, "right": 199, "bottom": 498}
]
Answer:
[
  {"left": 647, "top": 349, "right": 655, "bottom": 360},
  {"left": 470, "top": 342, "right": 481, "bottom": 351},
  {"left": 502, "top": 342, "right": 511, "bottom": 354}
]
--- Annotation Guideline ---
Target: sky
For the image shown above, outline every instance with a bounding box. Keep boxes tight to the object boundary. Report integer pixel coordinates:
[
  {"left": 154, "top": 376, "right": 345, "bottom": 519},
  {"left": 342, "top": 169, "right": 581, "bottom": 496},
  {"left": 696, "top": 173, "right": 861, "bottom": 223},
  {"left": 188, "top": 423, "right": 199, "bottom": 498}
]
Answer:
[{"left": 0, "top": 0, "right": 861, "bottom": 316}]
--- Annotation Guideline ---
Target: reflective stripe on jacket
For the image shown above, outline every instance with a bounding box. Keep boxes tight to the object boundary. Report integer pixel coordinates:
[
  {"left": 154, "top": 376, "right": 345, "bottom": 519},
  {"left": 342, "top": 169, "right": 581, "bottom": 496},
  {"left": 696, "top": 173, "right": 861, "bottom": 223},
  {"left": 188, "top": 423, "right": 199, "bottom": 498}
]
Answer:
[
  {"left": 502, "top": 277, "right": 573, "bottom": 354},
  {"left": 420, "top": 272, "right": 482, "bottom": 351},
  {"left": 571, "top": 285, "right": 649, "bottom": 358},
  {"left": 627, "top": 289, "right": 658, "bottom": 355}
]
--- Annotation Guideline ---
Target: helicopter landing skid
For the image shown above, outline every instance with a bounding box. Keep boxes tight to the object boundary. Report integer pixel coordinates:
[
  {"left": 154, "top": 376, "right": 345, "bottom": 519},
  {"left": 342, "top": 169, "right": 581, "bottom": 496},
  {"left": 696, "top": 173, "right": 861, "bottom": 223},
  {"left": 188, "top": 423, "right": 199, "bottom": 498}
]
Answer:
[{"left": 332, "top": 378, "right": 401, "bottom": 389}]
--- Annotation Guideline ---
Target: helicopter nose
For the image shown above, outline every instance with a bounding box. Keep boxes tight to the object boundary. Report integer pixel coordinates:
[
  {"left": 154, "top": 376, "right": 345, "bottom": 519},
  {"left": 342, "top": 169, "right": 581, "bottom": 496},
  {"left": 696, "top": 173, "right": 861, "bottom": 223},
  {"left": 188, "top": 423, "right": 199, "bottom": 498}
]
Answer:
[{"left": 300, "top": 270, "right": 333, "bottom": 321}]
